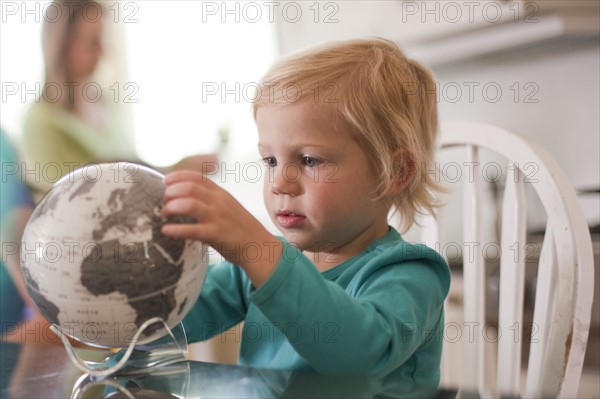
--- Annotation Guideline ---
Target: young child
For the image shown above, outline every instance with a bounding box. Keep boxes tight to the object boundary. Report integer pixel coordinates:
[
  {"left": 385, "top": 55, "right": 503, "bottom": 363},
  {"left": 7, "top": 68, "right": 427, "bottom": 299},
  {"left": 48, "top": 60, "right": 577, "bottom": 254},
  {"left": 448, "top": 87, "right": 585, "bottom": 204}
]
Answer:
[{"left": 161, "top": 38, "right": 450, "bottom": 394}]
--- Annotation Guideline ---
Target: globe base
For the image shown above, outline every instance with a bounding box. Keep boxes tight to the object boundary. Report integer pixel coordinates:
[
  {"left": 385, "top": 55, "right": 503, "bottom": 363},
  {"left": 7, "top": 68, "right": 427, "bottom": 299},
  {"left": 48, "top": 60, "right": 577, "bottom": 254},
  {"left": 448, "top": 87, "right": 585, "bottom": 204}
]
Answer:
[
  {"left": 71, "top": 361, "right": 190, "bottom": 399},
  {"left": 51, "top": 317, "right": 189, "bottom": 379}
]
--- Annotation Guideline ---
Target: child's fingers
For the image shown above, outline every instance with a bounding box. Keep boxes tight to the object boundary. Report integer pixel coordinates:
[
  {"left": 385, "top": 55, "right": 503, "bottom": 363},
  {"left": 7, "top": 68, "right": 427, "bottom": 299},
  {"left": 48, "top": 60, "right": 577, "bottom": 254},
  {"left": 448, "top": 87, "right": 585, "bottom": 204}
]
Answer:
[
  {"left": 161, "top": 197, "right": 208, "bottom": 219},
  {"left": 161, "top": 223, "right": 212, "bottom": 241},
  {"left": 163, "top": 181, "right": 205, "bottom": 202}
]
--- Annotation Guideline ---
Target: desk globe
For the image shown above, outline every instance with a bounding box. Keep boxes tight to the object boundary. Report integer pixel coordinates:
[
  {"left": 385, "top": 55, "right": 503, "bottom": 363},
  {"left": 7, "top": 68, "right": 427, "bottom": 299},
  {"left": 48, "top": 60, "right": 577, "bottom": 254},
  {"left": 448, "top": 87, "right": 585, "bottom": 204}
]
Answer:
[{"left": 21, "top": 162, "right": 208, "bottom": 349}]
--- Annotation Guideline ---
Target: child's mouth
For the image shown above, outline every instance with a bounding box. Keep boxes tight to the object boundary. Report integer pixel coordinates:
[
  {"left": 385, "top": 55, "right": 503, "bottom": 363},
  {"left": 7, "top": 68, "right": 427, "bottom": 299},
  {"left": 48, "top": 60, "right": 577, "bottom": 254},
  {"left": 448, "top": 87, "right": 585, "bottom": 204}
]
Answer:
[{"left": 276, "top": 210, "right": 306, "bottom": 228}]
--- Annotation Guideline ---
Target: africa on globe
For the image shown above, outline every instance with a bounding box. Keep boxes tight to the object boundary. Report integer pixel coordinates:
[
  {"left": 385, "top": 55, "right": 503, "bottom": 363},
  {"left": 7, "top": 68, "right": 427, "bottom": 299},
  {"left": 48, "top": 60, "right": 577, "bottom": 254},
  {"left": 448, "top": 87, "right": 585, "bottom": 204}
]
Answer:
[{"left": 21, "top": 162, "right": 208, "bottom": 348}]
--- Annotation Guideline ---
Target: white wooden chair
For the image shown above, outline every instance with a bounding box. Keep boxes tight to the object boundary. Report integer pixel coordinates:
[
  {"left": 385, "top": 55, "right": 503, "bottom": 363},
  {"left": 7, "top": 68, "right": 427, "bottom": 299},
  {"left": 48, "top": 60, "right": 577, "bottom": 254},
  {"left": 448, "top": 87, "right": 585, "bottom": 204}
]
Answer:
[{"left": 421, "top": 121, "right": 595, "bottom": 398}]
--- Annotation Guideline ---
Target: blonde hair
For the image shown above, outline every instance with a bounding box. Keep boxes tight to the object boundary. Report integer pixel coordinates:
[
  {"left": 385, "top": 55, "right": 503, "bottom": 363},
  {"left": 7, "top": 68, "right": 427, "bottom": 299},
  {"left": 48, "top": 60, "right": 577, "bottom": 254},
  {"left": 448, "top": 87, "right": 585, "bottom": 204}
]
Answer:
[{"left": 253, "top": 37, "right": 442, "bottom": 232}]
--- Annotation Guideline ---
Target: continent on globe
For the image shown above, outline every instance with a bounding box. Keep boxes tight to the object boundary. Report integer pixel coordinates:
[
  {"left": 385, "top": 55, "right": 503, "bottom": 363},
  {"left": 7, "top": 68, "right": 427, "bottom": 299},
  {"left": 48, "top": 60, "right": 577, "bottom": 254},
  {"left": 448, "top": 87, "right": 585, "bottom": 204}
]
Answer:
[{"left": 21, "top": 162, "right": 208, "bottom": 348}]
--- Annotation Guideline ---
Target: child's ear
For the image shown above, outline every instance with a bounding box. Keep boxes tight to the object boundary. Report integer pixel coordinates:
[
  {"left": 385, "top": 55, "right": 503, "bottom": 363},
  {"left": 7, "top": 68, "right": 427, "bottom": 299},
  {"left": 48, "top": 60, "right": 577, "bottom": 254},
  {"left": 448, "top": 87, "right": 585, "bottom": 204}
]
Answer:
[{"left": 385, "top": 149, "right": 417, "bottom": 196}]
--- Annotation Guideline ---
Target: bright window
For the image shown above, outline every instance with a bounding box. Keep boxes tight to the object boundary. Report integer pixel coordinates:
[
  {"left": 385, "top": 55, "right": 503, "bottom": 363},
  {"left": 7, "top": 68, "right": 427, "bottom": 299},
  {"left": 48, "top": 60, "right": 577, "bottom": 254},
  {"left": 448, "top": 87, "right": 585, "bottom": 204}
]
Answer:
[
  {"left": 0, "top": 1, "right": 277, "bottom": 167},
  {"left": 123, "top": 1, "right": 277, "bottom": 166}
]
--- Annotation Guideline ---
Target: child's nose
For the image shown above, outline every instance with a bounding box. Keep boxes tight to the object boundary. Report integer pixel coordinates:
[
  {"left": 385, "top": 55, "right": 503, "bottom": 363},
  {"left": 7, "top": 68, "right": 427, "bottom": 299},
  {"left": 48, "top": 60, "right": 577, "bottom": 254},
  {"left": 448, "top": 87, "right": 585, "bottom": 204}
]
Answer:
[{"left": 271, "top": 165, "right": 301, "bottom": 197}]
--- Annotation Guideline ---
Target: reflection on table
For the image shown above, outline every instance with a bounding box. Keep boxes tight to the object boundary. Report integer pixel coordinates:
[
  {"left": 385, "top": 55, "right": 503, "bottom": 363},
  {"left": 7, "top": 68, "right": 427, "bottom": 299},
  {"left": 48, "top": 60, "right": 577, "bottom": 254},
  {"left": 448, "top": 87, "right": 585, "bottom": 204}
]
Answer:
[{"left": 0, "top": 342, "right": 456, "bottom": 398}]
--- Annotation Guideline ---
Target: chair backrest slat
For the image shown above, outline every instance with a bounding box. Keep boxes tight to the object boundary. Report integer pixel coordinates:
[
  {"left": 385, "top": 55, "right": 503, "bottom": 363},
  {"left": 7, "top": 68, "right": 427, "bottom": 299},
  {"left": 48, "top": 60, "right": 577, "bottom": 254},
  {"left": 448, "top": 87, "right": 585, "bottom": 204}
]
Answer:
[
  {"left": 497, "top": 164, "right": 527, "bottom": 396},
  {"left": 541, "top": 229, "right": 577, "bottom": 397},
  {"left": 461, "top": 145, "right": 490, "bottom": 395},
  {"left": 525, "top": 220, "right": 558, "bottom": 397}
]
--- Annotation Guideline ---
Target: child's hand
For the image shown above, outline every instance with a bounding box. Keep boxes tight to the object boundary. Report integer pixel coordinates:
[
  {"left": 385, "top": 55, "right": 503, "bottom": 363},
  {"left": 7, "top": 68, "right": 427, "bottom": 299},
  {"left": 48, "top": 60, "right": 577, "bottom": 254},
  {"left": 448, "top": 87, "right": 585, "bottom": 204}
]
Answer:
[{"left": 160, "top": 171, "right": 282, "bottom": 287}]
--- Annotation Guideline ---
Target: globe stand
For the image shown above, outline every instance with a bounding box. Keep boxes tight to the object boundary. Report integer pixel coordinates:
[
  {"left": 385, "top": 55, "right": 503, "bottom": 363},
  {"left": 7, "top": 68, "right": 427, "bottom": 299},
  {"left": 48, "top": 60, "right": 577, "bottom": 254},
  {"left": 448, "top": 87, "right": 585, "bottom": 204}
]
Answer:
[
  {"left": 51, "top": 317, "right": 188, "bottom": 379},
  {"left": 70, "top": 361, "right": 190, "bottom": 399}
]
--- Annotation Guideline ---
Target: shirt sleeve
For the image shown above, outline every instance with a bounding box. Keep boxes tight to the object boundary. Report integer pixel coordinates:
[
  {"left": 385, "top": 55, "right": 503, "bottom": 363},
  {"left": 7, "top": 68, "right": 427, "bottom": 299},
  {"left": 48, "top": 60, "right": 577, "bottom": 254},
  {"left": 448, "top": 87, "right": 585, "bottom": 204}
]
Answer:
[
  {"left": 249, "top": 240, "right": 448, "bottom": 377},
  {"left": 182, "top": 261, "right": 250, "bottom": 343}
]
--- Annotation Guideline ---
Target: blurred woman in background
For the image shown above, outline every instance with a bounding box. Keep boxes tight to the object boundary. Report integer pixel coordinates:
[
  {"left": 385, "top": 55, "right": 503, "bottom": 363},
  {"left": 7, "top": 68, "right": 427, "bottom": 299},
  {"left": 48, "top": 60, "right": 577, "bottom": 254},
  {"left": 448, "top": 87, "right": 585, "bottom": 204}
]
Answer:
[{"left": 22, "top": 0, "right": 216, "bottom": 200}]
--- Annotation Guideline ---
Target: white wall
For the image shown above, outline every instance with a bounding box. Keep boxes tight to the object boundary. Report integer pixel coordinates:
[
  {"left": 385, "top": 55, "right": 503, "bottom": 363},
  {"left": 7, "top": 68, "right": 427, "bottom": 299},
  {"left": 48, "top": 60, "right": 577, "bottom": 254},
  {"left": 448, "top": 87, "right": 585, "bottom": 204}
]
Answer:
[{"left": 434, "top": 41, "right": 600, "bottom": 231}]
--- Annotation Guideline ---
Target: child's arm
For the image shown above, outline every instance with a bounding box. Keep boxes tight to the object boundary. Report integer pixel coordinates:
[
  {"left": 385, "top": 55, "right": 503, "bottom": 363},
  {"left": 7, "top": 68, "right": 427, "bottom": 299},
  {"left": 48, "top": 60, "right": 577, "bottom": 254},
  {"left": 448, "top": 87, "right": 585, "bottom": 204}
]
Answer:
[
  {"left": 181, "top": 262, "right": 249, "bottom": 343},
  {"left": 249, "top": 241, "right": 449, "bottom": 377},
  {"left": 161, "top": 171, "right": 283, "bottom": 287},
  {"left": 161, "top": 171, "right": 449, "bottom": 378}
]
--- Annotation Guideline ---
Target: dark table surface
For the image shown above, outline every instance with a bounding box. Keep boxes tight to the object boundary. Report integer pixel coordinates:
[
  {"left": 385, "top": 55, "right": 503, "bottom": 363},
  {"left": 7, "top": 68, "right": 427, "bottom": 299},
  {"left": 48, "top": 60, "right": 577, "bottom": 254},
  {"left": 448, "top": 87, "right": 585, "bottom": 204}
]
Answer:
[{"left": 0, "top": 342, "right": 456, "bottom": 398}]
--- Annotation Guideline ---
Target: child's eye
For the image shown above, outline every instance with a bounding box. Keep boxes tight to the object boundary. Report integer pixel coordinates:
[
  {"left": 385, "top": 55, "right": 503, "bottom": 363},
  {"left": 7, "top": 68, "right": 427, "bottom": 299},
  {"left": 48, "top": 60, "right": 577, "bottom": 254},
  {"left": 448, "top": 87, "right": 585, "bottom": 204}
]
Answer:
[
  {"left": 263, "top": 157, "right": 278, "bottom": 167},
  {"left": 302, "top": 156, "right": 323, "bottom": 168}
]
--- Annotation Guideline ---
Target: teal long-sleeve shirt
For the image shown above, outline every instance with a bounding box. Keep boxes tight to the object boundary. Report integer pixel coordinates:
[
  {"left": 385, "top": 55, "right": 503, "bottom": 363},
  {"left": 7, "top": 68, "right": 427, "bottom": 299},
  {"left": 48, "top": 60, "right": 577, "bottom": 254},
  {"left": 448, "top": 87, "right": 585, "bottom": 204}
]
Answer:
[{"left": 182, "top": 227, "right": 450, "bottom": 393}]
